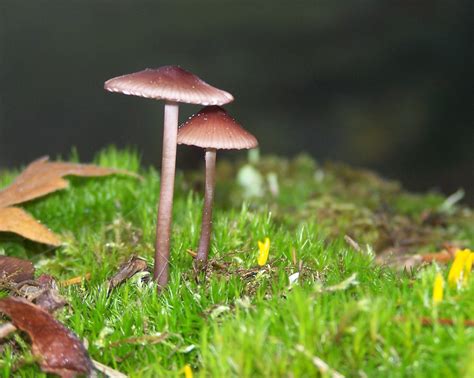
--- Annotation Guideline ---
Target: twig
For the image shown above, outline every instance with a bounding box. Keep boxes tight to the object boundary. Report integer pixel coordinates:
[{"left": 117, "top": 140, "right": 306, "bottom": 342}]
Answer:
[
  {"left": 291, "top": 248, "right": 297, "bottom": 266},
  {"left": 60, "top": 273, "right": 91, "bottom": 287},
  {"left": 420, "top": 317, "right": 474, "bottom": 327},
  {"left": 396, "top": 316, "right": 474, "bottom": 327},
  {"left": 92, "top": 359, "right": 128, "bottom": 378},
  {"left": 109, "top": 333, "right": 169, "bottom": 347},
  {"left": 295, "top": 344, "right": 345, "bottom": 378},
  {"left": 344, "top": 235, "right": 361, "bottom": 252}
]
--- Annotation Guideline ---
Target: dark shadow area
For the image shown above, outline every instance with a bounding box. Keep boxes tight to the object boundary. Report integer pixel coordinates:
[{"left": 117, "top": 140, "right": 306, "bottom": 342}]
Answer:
[{"left": 0, "top": 1, "right": 472, "bottom": 202}]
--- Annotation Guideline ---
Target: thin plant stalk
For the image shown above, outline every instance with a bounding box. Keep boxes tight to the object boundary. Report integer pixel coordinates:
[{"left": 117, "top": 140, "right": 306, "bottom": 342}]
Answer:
[
  {"left": 196, "top": 148, "right": 217, "bottom": 266},
  {"left": 154, "top": 101, "right": 179, "bottom": 288}
]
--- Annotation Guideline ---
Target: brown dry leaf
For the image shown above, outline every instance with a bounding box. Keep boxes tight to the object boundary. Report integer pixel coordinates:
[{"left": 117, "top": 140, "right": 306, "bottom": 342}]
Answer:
[
  {"left": 107, "top": 256, "right": 149, "bottom": 293},
  {"left": 420, "top": 250, "right": 455, "bottom": 264},
  {"left": 0, "top": 156, "right": 137, "bottom": 245},
  {"left": 0, "top": 255, "right": 35, "bottom": 284},
  {"left": 0, "top": 297, "right": 92, "bottom": 377},
  {"left": 0, "top": 207, "right": 61, "bottom": 246}
]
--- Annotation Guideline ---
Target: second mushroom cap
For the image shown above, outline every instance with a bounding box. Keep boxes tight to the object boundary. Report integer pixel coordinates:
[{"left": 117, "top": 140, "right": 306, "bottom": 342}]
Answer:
[{"left": 177, "top": 106, "right": 258, "bottom": 149}]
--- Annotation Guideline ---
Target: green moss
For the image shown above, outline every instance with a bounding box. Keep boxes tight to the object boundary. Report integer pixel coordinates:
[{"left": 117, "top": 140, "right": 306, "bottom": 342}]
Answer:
[{"left": 0, "top": 148, "right": 472, "bottom": 377}]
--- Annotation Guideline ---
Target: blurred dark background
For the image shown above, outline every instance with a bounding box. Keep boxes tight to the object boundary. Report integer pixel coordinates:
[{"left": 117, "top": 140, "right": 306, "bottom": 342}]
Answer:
[{"left": 1, "top": 1, "right": 473, "bottom": 202}]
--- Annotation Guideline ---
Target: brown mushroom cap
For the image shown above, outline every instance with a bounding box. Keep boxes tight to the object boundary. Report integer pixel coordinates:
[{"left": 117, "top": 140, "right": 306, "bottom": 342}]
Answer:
[
  {"left": 177, "top": 106, "right": 258, "bottom": 150},
  {"left": 104, "top": 66, "right": 234, "bottom": 106}
]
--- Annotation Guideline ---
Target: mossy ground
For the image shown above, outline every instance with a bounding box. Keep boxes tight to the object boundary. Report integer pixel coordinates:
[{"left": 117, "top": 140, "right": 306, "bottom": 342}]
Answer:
[{"left": 0, "top": 148, "right": 473, "bottom": 377}]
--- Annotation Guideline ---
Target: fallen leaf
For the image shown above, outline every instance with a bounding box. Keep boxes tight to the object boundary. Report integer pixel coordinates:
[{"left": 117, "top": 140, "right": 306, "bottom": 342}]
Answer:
[
  {"left": 107, "top": 256, "right": 149, "bottom": 293},
  {"left": 0, "top": 207, "right": 61, "bottom": 246},
  {"left": 0, "top": 157, "right": 136, "bottom": 208},
  {"left": 0, "top": 255, "right": 35, "bottom": 284},
  {"left": 0, "top": 297, "right": 93, "bottom": 377},
  {"left": 421, "top": 250, "right": 456, "bottom": 264},
  {"left": 0, "top": 156, "right": 137, "bottom": 245}
]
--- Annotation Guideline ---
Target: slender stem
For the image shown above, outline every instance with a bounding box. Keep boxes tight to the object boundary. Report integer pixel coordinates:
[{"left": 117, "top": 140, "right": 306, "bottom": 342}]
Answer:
[
  {"left": 196, "top": 149, "right": 217, "bottom": 266},
  {"left": 154, "top": 101, "right": 179, "bottom": 288}
]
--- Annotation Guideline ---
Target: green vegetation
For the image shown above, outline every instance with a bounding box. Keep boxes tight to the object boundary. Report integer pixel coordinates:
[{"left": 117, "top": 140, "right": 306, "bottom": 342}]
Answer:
[{"left": 1, "top": 148, "right": 473, "bottom": 377}]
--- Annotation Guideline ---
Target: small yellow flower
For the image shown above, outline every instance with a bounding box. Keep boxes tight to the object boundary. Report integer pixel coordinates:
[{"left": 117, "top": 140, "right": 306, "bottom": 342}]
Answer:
[
  {"left": 257, "top": 237, "right": 270, "bottom": 266},
  {"left": 464, "top": 251, "right": 473, "bottom": 285},
  {"left": 432, "top": 273, "right": 444, "bottom": 305},
  {"left": 183, "top": 364, "right": 193, "bottom": 378},
  {"left": 448, "top": 249, "right": 473, "bottom": 288}
]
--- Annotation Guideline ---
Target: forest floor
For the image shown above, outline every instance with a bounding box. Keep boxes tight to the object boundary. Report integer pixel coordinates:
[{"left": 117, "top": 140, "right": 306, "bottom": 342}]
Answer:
[{"left": 0, "top": 148, "right": 473, "bottom": 377}]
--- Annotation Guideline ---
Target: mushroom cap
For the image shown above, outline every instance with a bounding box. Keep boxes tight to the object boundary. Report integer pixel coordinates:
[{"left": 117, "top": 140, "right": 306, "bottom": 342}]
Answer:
[
  {"left": 104, "top": 66, "right": 234, "bottom": 106},
  {"left": 177, "top": 106, "right": 258, "bottom": 150}
]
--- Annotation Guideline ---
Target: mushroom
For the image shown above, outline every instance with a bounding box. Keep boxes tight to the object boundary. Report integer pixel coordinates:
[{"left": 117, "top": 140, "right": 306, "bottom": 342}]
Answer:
[
  {"left": 177, "top": 106, "right": 258, "bottom": 268},
  {"left": 104, "top": 66, "right": 233, "bottom": 288}
]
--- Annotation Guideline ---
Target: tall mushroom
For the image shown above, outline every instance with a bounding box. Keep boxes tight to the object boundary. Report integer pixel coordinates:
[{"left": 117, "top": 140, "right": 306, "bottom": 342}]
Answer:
[
  {"left": 177, "top": 106, "right": 258, "bottom": 268},
  {"left": 104, "top": 66, "right": 233, "bottom": 289}
]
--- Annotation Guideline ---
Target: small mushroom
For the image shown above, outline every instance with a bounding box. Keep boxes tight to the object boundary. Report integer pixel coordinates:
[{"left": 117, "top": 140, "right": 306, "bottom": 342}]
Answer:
[
  {"left": 177, "top": 106, "right": 258, "bottom": 267},
  {"left": 105, "top": 66, "right": 233, "bottom": 289}
]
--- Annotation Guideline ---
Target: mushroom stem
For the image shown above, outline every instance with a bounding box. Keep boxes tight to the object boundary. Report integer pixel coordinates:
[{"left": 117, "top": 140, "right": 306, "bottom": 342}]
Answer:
[
  {"left": 196, "top": 148, "right": 217, "bottom": 266},
  {"left": 154, "top": 101, "right": 179, "bottom": 288}
]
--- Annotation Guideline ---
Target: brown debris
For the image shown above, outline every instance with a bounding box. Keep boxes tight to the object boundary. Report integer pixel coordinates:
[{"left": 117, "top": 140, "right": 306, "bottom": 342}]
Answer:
[
  {"left": 0, "top": 297, "right": 93, "bottom": 378},
  {"left": 107, "top": 256, "right": 149, "bottom": 293},
  {"left": 0, "top": 257, "right": 67, "bottom": 313},
  {"left": 421, "top": 250, "right": 455, "bottom": 264},
  {"left": 16, "top": 274, "right": 67, "bottom": 313},
  {"left": 60, "top": 273, "right": 91, "bottom": 287},
  {"left": 397, "top": 316, "right": 474, "bottom": 328},
  {"left": 419, "top": 317, "right": 474, "bottom": 327},
  {"left": 109, "top": 333, "right": 169, "bottom": 347},
  {"left": 0, "top": 157, "right": 138, "bottom": 245},
  {"left": 0, "top": 256, "right": 35, "bottom": 284}
]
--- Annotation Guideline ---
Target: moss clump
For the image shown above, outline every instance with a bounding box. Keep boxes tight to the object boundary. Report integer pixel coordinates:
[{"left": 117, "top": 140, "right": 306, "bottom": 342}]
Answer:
[{"left": 0, "top": 147, "right": 472, "bottom": 377}]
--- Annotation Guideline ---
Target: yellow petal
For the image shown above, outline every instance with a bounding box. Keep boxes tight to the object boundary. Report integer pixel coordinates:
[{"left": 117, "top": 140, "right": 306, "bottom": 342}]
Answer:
[
  {"left": 463, "top": 251, "right": 473, "bottom": 285},
  {"left": 184, "top": 364, "right": 193, "bottom": 378},
  {"left": 448, "top": 249, "right": 470, "bottom": 288},
  {"left": 258, "top": 237, "right": 270, "bottom": 266},
  {"left": 433, "top": 273, "right": 444, "bottom": 305}
]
